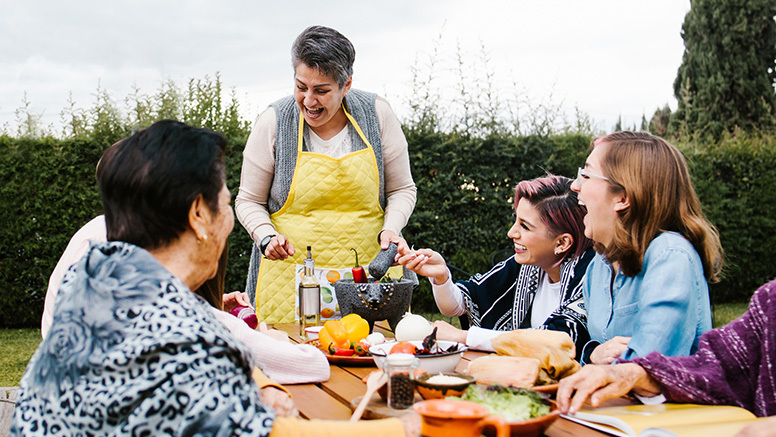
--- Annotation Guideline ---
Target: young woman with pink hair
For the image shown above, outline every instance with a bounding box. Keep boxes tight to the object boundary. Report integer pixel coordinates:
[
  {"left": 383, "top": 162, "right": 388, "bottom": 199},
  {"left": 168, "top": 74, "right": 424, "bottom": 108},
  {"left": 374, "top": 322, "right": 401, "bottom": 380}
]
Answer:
[{"left": 397, "top": 174, "right": 594, "bottom": 359}]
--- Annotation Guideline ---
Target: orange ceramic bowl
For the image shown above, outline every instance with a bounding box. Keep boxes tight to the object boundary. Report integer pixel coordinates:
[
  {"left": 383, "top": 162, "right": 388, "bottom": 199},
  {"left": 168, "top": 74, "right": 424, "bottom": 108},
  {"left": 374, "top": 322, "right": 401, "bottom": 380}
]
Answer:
[
  {"left": 413, "top": 399, "right": 509, "bottom": 437},
  {"left": 414, "top": 395, "right": 561, "bottom": 437}
]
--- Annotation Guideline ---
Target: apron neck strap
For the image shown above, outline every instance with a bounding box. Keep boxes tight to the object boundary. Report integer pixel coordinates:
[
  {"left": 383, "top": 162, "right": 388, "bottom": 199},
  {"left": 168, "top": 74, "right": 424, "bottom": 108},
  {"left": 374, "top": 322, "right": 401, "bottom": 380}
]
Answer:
[{"left": 297, "top": 104, "right": 374, "bottom": 153}]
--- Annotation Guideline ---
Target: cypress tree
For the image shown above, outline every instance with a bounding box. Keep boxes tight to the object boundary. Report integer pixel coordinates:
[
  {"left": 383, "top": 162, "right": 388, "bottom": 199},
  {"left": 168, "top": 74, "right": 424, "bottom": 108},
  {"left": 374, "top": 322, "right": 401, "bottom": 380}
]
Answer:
[{"left": 670, "top": 0, "right": 776, "bottom": 139}]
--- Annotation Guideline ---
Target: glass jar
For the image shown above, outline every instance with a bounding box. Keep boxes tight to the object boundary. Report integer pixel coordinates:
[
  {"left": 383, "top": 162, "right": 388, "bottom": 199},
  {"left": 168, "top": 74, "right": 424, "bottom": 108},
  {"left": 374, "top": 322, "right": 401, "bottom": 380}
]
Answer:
[{"left": 385, "top": 353, "right": 418, "bottom": 409}]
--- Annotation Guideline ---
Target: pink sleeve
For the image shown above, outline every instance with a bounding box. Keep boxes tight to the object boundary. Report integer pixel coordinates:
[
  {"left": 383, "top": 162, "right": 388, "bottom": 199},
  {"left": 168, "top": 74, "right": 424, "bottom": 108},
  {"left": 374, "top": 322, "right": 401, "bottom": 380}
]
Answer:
[{"left": 212, "top": 309, "right": 330, "bottom": 384}]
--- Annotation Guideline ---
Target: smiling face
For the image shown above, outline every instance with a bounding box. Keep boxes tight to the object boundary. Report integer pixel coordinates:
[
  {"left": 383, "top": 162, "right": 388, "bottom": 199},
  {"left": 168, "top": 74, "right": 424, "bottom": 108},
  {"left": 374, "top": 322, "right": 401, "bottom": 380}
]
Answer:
[
  {"left": 294, "top": 63, "right": 352, "bottom": 138},
  {"left": 571, "top": 143, "right": 625, "bottom": 248},
  {"left": 507, "top": 198, "right": 564, "bottom": 271}
]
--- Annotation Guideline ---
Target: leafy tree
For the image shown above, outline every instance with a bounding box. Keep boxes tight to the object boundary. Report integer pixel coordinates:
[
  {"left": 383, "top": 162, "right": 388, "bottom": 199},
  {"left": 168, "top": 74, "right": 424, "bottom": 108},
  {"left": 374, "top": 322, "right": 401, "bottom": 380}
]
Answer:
[
  {"left": 60, "top": 92, "right": 90, "bottom": 138},
  {"left": 125, "top": 84, "right": 155, "bottom": 130},
  {"left": 671, "top": 0, "right": 776, "bottom": 139},
  {"left": 89, "top": 82, "right": 128, "bottom": 145},
  {"left": 154, "top": 79, "right": 183, "bottom": 121},
  {"left": 649, "top": 104, "right": 672, "bottom": 137},
  {"left": 15, "top": 92, "right": 47, "bottom": 139}
]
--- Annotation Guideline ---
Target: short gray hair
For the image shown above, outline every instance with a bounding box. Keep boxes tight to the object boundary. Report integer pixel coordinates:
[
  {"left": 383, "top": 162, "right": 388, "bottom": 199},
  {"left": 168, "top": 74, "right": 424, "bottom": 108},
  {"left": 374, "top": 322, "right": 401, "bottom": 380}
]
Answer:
[{"left": 291, "top": 26, "right": 355, "bottom": 88}]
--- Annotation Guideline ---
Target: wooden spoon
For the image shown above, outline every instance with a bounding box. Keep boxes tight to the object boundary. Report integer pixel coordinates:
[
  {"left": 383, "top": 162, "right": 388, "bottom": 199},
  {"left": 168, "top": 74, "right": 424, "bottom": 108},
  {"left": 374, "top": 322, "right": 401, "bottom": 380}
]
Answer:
[{"left": 350, "top": 370, "right": 388, "bottom": 421}]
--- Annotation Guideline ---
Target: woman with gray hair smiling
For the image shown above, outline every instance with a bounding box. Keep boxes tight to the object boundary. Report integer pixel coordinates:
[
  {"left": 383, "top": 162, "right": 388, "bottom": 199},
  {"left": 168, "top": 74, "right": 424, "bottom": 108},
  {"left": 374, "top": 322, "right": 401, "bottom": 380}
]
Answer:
[{"left": 236, "top": 25, "right": 417, "bottom": 324}]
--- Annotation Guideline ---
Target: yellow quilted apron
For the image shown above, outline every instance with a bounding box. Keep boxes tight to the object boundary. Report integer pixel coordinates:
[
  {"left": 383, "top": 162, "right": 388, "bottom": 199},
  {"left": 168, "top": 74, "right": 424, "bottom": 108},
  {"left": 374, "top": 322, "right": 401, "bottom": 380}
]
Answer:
[{"left": 256, "top": 106, "right": 386, "bottom": 324}]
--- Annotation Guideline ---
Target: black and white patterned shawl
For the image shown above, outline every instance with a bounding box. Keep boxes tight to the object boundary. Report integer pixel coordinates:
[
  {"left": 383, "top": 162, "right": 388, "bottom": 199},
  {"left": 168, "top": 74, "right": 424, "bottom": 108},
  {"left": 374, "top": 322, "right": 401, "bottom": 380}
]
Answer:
[
  {"left": 11, "top": 241, "right": 274, "bottom": 436},
  {"left": 458, "top": 249, "right": 595, "bottom": 359}
]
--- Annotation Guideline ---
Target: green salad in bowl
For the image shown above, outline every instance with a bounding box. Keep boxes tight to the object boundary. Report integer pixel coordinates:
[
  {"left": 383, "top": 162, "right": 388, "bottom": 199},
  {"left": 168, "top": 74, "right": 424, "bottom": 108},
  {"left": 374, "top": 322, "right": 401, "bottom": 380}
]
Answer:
[{"left": 449, "top": 384, "right": 551, "bottom": 422}]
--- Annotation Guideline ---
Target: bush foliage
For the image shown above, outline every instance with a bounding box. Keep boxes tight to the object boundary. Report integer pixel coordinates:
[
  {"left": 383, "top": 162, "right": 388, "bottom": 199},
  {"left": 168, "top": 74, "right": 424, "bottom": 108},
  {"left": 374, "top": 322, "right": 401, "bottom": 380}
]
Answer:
[
  {"left": 2, "top": 129, "right": 774, "bottom": 327},
  {"left": 3, "top": 44, "right": 775, "bottom": 326}
]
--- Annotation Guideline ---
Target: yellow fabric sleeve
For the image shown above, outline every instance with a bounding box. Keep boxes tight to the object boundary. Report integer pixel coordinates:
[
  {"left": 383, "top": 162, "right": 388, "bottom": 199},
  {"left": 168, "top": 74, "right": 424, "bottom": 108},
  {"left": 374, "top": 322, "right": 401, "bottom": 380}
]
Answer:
[
  {"left": 252, "top": 367, "right": 291, "bottom": 397},
  {"left": 269, "top": 416, "right": 404, "bottom": 437}
]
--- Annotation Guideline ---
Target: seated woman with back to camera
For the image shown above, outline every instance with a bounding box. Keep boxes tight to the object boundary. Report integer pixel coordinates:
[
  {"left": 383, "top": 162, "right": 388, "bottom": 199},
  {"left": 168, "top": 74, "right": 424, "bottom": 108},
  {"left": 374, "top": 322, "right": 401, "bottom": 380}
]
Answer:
[{"left": 12, "top": 120, "right": 418, "bottom": 436}]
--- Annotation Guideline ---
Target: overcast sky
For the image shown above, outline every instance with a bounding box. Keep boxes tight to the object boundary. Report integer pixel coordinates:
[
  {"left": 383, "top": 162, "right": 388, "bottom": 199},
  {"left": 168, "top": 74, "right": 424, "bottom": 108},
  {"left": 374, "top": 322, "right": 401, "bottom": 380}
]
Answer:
[{"left": 1, "top": 0, "right": 690, "bottom": 135}]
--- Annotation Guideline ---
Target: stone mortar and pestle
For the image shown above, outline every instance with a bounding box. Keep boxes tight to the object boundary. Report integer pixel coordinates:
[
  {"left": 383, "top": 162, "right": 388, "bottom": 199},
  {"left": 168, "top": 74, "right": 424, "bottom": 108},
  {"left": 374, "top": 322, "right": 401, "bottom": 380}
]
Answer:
[{"left": 334, "top": 242, "right": 417, "bottom": 332}]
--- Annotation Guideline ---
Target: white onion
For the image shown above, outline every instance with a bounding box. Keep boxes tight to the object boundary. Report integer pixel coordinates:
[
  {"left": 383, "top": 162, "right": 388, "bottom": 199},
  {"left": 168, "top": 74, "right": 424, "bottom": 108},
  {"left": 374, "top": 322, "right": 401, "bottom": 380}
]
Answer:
[
  {"left": 394, "top": 313, "right": 433, "bottom": 341},
  {"left": 365, "top": 332, "right": 386, "bottom": 346}
]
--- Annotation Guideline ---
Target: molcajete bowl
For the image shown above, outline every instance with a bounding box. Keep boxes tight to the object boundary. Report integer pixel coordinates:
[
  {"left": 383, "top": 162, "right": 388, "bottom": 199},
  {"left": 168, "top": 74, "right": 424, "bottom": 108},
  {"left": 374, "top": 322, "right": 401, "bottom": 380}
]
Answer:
[{"left": 334, "top": 278, "right": 415, "bottom": 332}]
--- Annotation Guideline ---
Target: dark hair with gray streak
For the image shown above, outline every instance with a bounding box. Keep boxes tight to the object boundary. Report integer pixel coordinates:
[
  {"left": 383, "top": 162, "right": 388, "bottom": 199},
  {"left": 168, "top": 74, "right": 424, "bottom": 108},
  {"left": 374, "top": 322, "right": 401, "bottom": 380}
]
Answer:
[{"left": 291, "top": 25, "right": 355, "bottom": 88}]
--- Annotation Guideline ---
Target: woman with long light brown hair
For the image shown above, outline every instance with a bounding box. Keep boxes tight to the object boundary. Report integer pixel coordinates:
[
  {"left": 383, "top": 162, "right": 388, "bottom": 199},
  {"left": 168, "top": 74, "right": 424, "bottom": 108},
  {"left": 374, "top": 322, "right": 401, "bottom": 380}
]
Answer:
[{"left": 572, "top": 131, "right": 723, "bottom": 365}]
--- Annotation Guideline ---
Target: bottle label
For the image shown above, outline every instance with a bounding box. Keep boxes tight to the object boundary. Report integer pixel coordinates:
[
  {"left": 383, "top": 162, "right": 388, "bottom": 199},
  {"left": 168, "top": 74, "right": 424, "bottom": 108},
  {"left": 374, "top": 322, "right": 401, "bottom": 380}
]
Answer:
[
  {"left": 294, "top": 264, "right": 350, "bottom": 321},
  {"left": 299, "top": 286, "right": 321, "bottom": 315}
]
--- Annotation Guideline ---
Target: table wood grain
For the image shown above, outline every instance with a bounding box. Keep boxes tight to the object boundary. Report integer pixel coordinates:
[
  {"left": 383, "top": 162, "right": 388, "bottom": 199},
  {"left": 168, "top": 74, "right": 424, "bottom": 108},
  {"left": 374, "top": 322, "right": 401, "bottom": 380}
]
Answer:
[{"left": 271, "top": 321, "right": 622, "bottom": 436}]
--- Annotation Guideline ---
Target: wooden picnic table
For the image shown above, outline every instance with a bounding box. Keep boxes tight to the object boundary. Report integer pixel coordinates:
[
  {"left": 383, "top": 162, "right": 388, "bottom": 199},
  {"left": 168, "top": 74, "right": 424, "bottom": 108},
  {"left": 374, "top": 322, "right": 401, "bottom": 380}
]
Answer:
[{"left": 272, "top": 321, "right": 628, "bottom": 436}]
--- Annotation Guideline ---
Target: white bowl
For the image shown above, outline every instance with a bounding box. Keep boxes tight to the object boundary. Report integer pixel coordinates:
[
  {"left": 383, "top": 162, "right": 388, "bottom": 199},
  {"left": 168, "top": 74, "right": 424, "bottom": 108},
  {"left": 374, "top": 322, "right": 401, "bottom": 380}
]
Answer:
[
  {"left": 369, "top": 340, "right": 467, "bottom": 374},
  {"left": 304, "top": 325, "right": 323, "bottom": 340}
]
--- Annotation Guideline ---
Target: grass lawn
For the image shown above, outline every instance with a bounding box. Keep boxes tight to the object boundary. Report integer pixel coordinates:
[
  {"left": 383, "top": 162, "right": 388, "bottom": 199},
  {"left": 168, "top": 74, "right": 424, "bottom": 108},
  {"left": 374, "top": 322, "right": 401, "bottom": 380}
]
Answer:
[
  {"left": 0, "top": 328, "right": 41, "bottom": 387},
  {"left": 0, "top": 303, "right": 748, "bottom": 387},
  {"left": 712, "top": 302, "right": 749, "bottom": 328}
]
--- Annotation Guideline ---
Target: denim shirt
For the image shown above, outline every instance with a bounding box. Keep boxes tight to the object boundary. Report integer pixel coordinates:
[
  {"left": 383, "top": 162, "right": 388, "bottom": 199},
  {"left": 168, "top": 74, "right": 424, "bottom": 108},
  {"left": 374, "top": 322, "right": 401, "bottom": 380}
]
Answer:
[{"left": 581, "top": 232, "right": 711, "bottom": 364}]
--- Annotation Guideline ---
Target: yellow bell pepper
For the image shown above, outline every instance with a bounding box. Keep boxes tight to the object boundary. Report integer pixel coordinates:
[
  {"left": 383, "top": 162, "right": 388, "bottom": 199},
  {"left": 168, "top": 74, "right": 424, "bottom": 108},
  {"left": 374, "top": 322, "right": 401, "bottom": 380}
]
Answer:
[
  {"left": 322, "top": 320, "right": 349, "bottom": 350},
  {"left": 341, "top": 313, "right": 370, "bottom": 344},
  {"left": 318, "top": 325, "right": 335, "bottom": 351}
]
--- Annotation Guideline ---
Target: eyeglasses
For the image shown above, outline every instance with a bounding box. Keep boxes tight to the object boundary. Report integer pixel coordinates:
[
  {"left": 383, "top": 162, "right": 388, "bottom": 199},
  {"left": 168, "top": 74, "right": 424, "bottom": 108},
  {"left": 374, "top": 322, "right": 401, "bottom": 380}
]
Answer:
[{"left": 575, "top": 167, "right": 609, "bottom": 186}]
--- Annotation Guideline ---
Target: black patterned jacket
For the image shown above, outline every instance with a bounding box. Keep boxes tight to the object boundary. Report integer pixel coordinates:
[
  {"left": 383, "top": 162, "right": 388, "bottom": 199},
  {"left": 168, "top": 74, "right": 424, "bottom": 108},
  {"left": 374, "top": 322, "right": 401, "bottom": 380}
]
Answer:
[{"left": 458, "top": 248, "right": 595, "bottom": 361}]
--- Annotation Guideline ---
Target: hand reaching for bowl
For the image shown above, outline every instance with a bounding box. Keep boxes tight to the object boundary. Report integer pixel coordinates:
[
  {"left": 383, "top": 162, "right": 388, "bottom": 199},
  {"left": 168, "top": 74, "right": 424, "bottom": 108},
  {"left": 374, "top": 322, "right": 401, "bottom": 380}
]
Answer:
[
  {"left": 432, "top": 320, "right": 467, "bottom": 344},
  {"left": 395, "top": 245, "right": 449, "bottom": 285}
]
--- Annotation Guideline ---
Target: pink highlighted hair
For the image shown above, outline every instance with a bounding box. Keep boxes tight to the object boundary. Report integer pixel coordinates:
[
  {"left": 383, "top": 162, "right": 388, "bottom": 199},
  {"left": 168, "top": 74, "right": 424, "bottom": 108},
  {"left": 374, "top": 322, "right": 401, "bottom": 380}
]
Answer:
[{"left": 514, "top": 174, "right": 593, "bottom": 261}]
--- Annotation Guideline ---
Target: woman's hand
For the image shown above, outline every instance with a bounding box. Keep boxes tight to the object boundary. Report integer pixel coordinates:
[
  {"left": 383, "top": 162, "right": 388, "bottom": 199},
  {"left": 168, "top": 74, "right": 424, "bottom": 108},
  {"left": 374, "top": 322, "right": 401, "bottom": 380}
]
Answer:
[
  {"left": 590, "top": 336, "right": 631, "bottom": 364},
  {"left": 399, "top": 410, "right": 422, "bottom": 437},
  {"left": 379, "top": 229, "right": 405, "bottom": 250},
  {"left": 258, "top": 322, "right": 290, "bottom": 342},
  {"left": 395, "top": 246, "right": 449, "bottom": 284},
  {"left": 556, "top": 363, "right": 661, "bottom": 415},
  {"left": 432, "top": 320, "right": 467, "bottom": 344},
  {"left": 260, "top": 386, "right": 298, "bottom": 417},
  {"left": 734, "top": 416, "right": 776, "bottom": 436},
  {"left": 223, "top": 291, "right": 251, "bottom": 313},
  {"left": 263, "top": 234, "right": 295, "bottom": 261}
]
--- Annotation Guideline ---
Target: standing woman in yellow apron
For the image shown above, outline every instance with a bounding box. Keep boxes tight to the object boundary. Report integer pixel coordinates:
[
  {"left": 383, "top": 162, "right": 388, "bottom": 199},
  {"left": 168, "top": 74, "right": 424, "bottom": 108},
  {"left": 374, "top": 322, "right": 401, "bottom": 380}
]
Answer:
[{"left": 235, "top": 26, "right": 417, "bottom": 324}]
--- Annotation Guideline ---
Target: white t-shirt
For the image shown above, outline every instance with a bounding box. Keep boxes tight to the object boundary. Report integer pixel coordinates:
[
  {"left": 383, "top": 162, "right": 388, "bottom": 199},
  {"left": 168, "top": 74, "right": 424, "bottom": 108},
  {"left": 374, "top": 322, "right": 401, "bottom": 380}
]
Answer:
[
  {"left": 308, "top": 125, "right": 351, "bottom": 159},
  {"left": 430, "top": 268, "right": 563, "bottom": 352},
  {"left": 530, "top": 274, "right": 562, "bottom": 328}
]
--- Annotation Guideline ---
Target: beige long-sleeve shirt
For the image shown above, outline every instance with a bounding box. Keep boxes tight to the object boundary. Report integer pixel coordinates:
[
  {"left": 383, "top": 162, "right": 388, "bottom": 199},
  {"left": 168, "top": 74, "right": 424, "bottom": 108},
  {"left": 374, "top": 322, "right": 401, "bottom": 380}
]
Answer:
[{"left": 235, "top": 96, "right": 417, "bottom": 245}]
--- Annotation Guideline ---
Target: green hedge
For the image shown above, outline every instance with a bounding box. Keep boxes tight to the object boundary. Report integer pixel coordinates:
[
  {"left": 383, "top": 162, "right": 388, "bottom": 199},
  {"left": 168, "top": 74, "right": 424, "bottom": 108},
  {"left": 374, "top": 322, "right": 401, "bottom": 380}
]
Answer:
[
  {"left": 682, "top": 134, "right": 776, "bottom": 302},
  {"left": 1, "top": 132, "right": 774, "bottom": 328}
]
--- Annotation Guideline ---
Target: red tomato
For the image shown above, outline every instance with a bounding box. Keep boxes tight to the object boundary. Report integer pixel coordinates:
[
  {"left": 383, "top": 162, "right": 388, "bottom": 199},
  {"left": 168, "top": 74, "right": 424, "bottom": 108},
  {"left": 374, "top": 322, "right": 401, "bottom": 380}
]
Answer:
[{"left": 389, "top": 341, "right": 418, "bottom": 354}]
